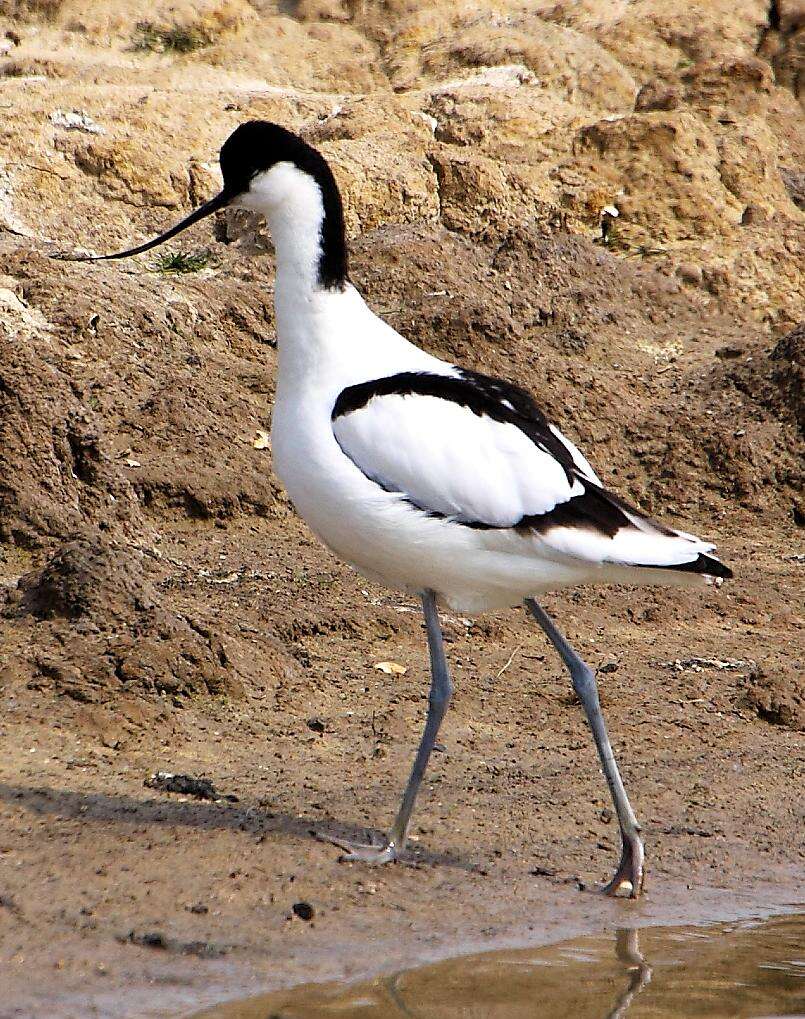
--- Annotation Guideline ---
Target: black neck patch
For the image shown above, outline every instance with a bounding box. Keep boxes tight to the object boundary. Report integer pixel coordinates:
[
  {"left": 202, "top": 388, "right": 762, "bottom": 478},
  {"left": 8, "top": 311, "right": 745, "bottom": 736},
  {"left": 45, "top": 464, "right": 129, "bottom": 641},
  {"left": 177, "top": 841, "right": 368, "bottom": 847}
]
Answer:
[{"left": 220, "top": 121, "right": 348, "bottom": 290}]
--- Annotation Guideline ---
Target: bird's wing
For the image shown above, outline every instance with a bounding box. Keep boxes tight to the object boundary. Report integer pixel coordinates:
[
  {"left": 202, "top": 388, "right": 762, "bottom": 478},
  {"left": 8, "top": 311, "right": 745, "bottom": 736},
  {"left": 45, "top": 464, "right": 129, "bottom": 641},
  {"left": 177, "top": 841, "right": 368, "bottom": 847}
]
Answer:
[
  {"left": 331, "top": 369, "right": 585, "bottom": 528},
  {"left": 332, "top": 369, "right": 732, "bottom": 576}
]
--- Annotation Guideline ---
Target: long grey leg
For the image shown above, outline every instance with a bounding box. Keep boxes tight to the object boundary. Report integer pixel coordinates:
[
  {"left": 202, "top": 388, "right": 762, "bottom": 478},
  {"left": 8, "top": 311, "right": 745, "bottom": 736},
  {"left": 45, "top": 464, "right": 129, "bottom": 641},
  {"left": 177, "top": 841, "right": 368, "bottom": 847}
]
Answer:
[
  {"left": 525, "top": 598, "right": 645, "bottom": 897},
  {"left": 386, "top": 589, "right": 453, "bottom": 851},
  {"left": 323, "top": 589, "right": 453, "bottom": 865}
]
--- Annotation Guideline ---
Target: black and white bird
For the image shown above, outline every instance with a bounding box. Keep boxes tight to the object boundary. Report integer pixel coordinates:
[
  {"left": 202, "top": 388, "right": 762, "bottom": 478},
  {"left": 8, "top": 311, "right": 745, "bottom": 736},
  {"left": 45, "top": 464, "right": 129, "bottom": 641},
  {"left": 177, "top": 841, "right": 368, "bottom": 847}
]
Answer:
[{"left": 68, "top": 121, "right": 733, "bottom": 898}]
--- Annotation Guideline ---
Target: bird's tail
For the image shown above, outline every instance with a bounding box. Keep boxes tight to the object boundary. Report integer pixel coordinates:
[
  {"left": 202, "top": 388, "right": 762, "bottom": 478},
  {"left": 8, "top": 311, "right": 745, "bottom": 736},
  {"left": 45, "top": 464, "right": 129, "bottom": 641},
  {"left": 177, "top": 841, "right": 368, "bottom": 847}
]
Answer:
[{"left": 537, "top": 480, "right": 734, "bottom": 580}]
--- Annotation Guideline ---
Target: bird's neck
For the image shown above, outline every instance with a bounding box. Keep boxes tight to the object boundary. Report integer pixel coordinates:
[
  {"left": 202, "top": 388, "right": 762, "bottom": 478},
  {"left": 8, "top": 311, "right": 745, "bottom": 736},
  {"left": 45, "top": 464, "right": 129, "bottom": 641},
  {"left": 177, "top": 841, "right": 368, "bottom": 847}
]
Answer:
[{"left": 258, "top": 163, "right": 348, "bottom": 300}]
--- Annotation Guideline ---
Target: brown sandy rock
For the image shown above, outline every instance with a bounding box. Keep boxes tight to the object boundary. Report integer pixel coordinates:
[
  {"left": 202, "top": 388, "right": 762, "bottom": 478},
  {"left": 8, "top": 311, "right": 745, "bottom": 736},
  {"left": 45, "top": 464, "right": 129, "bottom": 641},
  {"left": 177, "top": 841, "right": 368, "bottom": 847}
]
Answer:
[
  {"left": 64, "top": 136, "right": 191, "bottom": 209},
  {"left": 370, "top": 0, "right": 637, "bottom": 108},
  {"left": 428, "top": 150, "right": 566, "bottom": 239},
  {"left": 741, "top": 666, "right": 805, "bottom": 731},
  {"left": 635, "top": 79, "right": 682, "bottom": 112},
  {"left": 205, "top": 15, "right": 383, "bottom": 91},
  {"left": 3, "top": 536, "right": 239, "bottom": 701},
  {"left": 781, "top": 167, "right": 805, "bottom": 209},
  {"left": 409, "top": 64, "right": 594, "bottom": 164},
  {"left": 679, "top": 55, "right": 774, "bottom": 118},
  {"left": 575, "top": 109, "right": 745, "bottom": 243},
  {"left": 1, "top": 0, "right": 801, "bottom": 322},
  {"left": 757, "top": 0, "right": 805, "bottom": 99},
  {"left": 18, "top": 0, "right": 255, "bottom": 43},
  {"left": 8, "top": 537, "right": 157, "bottom": 621},
  {"left": 770, "top": 322, "right": 805, "bottom": 431},
  {"left": 595, "top": 0, "right": 772, "bottom": 81},
  {"left": 0, "top": 263, "right": 143, "bottom": 548},
  {"left": 304, "top": 94, "right": 439, "bottom": 234}
]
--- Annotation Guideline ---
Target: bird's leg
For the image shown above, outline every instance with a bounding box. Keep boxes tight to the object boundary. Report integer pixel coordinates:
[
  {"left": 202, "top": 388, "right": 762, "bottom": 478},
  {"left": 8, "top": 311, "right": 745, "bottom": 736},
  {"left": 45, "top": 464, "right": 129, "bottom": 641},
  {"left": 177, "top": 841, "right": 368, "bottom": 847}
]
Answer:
[
  {"left": 323, "top": 590, "right": 453, "bottom": 865},
  {"left": 525, "top": 598, "right": 645, "bottom": 898}
]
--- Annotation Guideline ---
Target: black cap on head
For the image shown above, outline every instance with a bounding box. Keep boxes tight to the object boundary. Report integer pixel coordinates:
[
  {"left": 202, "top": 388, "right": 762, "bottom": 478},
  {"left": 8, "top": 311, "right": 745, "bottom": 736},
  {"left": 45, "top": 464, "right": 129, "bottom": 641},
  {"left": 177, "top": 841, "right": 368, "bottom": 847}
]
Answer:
[
  {"left": 219, "top": 120, "right": 348, "bottom": 288},
  {"left": 219, "top": 121, "right": 323, "bottom": 193},
  {"left": 54, "top": 120, "right": 348, "bottom": 288}
]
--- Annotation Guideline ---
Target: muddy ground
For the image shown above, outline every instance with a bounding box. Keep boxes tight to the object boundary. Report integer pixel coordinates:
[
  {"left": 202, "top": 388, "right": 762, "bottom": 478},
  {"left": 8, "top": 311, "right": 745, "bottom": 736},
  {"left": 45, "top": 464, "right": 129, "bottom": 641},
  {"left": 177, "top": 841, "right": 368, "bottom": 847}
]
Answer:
[{"left": 1, "top": 2, "right": 804, "bottom": 1016}]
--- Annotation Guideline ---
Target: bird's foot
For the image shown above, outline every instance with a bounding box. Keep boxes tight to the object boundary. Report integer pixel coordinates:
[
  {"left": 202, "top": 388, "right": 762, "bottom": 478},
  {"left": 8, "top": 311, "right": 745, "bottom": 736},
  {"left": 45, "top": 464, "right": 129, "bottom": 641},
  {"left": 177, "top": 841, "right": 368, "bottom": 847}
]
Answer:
[
  {"left": 316, "top": 832, "right": 399, "bottom": 865},
  {"left": 602, "top": 830, "right": 645, "bottom": 899}
]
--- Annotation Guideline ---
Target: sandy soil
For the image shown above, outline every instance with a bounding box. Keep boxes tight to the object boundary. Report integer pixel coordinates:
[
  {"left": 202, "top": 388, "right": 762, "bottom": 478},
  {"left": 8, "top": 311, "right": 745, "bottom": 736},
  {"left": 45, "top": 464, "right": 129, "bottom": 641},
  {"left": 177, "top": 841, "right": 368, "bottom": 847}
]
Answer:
[{"left": 0, "top": 2, "right": 803, "bottom": 1016}]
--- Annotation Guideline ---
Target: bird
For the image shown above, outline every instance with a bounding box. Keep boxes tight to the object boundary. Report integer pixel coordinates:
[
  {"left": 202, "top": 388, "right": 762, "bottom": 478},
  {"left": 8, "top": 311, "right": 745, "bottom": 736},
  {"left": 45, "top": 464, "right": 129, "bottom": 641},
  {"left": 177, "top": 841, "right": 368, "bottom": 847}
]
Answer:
[{"left": 64, "top": 120, "right": 733, "bottom": 898}]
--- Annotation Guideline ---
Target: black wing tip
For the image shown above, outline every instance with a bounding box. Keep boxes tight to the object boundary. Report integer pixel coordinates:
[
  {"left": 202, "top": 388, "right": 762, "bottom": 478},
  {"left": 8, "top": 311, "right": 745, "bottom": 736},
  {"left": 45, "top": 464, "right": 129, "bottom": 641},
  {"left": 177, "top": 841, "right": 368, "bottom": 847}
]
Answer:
[
  {"left": 642, "top": 553, "right": 734, "bottom": 580},
  {"left": 710, "top": 557, "right": 733, "bottom": 580}
]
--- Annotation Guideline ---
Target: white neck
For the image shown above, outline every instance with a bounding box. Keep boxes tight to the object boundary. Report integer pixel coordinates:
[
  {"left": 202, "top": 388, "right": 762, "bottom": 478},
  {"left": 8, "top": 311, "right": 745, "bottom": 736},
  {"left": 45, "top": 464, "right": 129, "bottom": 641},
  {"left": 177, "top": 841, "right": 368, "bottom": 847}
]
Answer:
[
  {"left": 241, "top": 162, "right": 328, "bottom": 299},
  {"left": 237, "top": 160, "right": 383, "bottom": 394}
]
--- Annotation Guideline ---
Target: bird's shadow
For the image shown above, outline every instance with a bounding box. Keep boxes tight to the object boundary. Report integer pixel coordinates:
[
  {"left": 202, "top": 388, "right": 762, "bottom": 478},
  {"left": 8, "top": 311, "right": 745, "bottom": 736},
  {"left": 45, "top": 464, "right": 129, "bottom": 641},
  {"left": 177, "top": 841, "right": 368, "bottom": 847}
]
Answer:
[{"left": 0, "top": 782, "right": 481, "bottom": 873}]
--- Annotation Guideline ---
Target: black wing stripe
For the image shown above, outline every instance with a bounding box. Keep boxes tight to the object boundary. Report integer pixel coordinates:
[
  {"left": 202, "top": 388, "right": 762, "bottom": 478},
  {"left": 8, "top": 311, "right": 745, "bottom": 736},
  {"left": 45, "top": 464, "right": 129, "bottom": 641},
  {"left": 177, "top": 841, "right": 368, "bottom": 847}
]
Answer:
[
  {"left": 518, "top": 481, "right": 632, "bottom": 537},
  {"left": 408, "top": 481, "right": 636, "bottom": 536}
]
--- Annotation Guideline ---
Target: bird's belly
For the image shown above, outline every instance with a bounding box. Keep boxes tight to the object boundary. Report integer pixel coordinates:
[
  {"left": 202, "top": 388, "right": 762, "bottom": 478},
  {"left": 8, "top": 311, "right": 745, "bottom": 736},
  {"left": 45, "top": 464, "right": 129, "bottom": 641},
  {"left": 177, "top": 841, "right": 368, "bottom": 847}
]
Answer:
[
  {"left": 271, "top": 410, "right": 597, "bottom": 613},
  {"left": 272, "top": 413, "right": 425, "bottom": 581}
]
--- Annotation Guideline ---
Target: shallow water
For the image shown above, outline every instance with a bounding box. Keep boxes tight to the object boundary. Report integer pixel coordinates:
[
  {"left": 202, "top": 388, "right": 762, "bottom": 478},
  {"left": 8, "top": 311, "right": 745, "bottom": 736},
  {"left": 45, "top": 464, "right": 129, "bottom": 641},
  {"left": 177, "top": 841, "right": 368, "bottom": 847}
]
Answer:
[{"left": 189, "top": 914, "right": 804, "bottom": 1019}]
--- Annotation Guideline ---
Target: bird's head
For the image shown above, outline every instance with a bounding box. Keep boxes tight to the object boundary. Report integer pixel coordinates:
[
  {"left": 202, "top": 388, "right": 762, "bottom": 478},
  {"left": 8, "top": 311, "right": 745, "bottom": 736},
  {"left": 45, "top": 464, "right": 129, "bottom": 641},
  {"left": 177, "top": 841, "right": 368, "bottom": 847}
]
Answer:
[{"left": 58, "top": 120, "right": 347, "bottom": 287}]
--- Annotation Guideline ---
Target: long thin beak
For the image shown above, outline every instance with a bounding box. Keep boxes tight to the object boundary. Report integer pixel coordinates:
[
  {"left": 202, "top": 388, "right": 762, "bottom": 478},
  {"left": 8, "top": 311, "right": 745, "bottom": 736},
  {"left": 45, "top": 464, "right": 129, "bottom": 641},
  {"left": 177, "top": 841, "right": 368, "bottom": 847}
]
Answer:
[{"left": 54, "top": 188, "right": 237, "bottom": 261}]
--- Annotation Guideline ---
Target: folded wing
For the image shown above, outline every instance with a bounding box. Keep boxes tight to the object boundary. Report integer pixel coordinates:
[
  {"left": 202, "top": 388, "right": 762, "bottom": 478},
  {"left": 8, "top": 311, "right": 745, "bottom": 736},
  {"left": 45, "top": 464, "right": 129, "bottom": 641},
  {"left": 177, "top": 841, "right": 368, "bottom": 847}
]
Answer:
[
  {"left": 334, "top": 394, "right": 580, "bottom": 526},
  {"left": 332, "top": 370, "right": 731, "bottom": 578}
]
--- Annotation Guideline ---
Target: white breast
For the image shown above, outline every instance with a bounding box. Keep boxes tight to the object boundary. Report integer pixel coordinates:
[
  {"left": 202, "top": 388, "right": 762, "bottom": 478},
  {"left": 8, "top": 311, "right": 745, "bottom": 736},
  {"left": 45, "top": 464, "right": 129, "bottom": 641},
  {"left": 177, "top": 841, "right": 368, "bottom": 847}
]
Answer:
[{"left": 270, "top": 283, "right": 448, "bottom": 540}]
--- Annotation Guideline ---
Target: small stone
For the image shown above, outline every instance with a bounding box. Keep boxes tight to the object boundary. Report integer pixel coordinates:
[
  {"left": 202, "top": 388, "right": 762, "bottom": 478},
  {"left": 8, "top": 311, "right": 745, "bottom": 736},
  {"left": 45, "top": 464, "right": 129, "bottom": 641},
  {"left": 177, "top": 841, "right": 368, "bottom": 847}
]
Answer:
[
  {"left": 306, "top": 717, "right": 326, "bottom": 734},
  {"left": 715, "top": 345, "right": 744, "bottom": 359},
  {"left": 676, "top": 263, "right": 703, "bottom": 286},
  {"left": 741, "top": 204, "right": 767, "bottom": 225},
  {"left": 292, "top": 901, "right": 315, "bottom": 921},
  {"left": 125, "top": 930, "right": 168, "bottom": 950},
  {"left": 635, "top": 81, "right": 681, "bottom": 111},
  {"left": 50, "top": 109, "right": 105, "bottom": 134},
  {"left": 529, "top": 865, "right": 557, "bottom": 877}
]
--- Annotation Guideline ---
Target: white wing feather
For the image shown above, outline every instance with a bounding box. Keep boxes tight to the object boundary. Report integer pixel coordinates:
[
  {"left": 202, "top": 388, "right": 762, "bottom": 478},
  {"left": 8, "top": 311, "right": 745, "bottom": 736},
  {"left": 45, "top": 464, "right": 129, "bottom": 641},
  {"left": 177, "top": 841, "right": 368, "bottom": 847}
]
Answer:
[
  {"left": 333, "top": 393, "right": 583, "bottom": 527},
  {"left": 334, "top": 390, "right": 721, "bottom": 572}
]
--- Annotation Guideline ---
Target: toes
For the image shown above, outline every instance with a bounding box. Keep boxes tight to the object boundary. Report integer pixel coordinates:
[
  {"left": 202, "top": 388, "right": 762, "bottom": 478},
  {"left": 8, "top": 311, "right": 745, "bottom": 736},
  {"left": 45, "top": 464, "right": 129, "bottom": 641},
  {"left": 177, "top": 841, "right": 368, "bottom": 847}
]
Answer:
[
  {"left": 314, "top": 832, "right": 392, "bottom": 861},
  {"left": 338, "top": 845, "right": 397, "bottom": 866},
  {"left": 603, "top": 839, "right": 644, "bottom": 898}
]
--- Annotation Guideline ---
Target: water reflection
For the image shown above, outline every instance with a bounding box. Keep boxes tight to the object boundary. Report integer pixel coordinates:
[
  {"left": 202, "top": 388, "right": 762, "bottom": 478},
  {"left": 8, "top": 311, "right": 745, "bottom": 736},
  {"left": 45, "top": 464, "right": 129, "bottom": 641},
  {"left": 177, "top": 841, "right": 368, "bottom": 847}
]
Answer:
[
  {"left": 606, "top": 929, "right": 652, "bottom": 1019},
  {"left": 190, "top": 915, "right": 804, "bottom": 1019},
  {"left": 382, "top": 928, "right": 653, "bottom": 1019}
]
